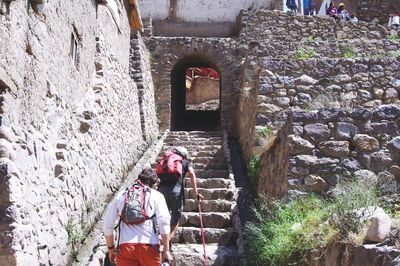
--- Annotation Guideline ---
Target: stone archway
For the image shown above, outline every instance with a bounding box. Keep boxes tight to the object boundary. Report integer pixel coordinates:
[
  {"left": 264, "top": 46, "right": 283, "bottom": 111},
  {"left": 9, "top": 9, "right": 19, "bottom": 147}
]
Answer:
[
  {"left": 145, "top": 37, "right": 243, "bottom": 133},
  {"left": 170, "top": 54, "right": 221, "bottom": 131}
]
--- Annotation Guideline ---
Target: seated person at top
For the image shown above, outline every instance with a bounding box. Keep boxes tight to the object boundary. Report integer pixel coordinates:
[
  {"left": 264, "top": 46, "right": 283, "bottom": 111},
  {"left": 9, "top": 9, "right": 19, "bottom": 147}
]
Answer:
[
  {"left": 326, "top": 3, "right": 339, "bottom": 19},
  {"left": 337, "top": 3, "right": 351, "bottom": 21}
]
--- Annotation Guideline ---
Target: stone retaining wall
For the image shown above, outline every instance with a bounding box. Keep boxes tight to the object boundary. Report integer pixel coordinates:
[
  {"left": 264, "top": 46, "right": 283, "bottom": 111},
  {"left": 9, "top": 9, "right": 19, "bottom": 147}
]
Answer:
[
  {"left": 237, "top": 56, "right": 259, "bottom": 164},
  {"left": 257, "top": 57, "right": 400, "bottom": 127},
  {"left": 130, "top": 33, "right": 159, "bottom": 142},
  {"left": 0, "top": 1, "right": 154, "bottom": 264},
  {"left": 288, "top": 105, "right": 400, "bottom": 193},
  {"left": 239, "top": 10, "right": 400, "bottom": 43}
]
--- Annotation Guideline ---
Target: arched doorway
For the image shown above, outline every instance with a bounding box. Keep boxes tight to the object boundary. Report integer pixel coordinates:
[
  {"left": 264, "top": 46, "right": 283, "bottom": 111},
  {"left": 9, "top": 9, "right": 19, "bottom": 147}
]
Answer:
[{"left": 170, "top": 54, "right": 221, "bottom": 131}]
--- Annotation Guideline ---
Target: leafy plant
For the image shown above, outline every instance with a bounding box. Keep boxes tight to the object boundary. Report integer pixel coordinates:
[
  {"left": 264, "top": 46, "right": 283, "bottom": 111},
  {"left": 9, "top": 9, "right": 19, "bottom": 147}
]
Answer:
[
  {"left": 387, "top": 50, "right": 400, "bottom": 57},
  {"left": 307, "top": 36, "right": 316, "bottom": 42},
  {"left": 388, "top": 34, "right": 400, "bottom": 42},
  {"left": 248, "top": 155, "right": 261, "bottom": 188},
  {"left": 67, "top": 219, "right": 84, "bottom": 262},
  {"left": 257, "top": 126, "right": 272, "bottom": 137},
  {"left": 294, "top": 48, "right": 316, "bottom": 60},
  {"left": 340, "top": 44, "right": 355, "bottom": 58}
]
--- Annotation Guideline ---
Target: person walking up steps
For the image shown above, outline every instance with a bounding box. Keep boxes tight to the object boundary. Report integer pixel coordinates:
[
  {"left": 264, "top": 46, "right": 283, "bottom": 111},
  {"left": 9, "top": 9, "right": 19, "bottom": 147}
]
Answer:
[
  {"left": 156, "top": 146, "right": 204, "bottom": 251},
  {"left": 103, "top": 168, "right": 173, "bottom": 266}
]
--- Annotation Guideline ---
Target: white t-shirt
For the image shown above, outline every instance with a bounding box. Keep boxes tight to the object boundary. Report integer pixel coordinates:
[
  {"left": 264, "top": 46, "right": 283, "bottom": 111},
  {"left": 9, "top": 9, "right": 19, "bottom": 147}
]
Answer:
[{"left": 103, "top": 186, "right": 171, "bottom": 245}]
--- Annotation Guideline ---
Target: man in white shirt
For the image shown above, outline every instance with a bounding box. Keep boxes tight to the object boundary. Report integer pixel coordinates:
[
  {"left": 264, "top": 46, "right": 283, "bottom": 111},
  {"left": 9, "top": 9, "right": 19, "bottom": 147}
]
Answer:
[{"left": 103, "top": 168, "right": 173, "bottom": 266}]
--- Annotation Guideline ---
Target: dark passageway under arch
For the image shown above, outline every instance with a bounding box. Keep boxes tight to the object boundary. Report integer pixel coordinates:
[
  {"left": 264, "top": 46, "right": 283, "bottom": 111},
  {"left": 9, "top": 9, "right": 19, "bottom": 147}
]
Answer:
[{"left": 170, "top": 54, "right": 221, "bottom": 131}]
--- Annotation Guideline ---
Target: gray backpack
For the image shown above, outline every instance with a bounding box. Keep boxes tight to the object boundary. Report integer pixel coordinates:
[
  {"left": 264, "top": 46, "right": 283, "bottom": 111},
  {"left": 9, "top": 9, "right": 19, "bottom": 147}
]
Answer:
[{"left": 120, "top": 180, "right": 152, "bottom": 224}]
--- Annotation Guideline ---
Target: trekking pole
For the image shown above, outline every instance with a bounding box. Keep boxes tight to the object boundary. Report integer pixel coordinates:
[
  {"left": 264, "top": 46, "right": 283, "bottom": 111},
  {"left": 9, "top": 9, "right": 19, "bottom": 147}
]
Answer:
[{"left": 198, "top": 200, "right": 208, "bottom": 266}]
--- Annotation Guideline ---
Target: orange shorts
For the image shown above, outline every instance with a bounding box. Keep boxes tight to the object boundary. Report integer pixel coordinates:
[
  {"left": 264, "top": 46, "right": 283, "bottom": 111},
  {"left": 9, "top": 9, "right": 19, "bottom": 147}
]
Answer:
[{"left": 117, "top": 243, "right": 160, "bottom": 266}]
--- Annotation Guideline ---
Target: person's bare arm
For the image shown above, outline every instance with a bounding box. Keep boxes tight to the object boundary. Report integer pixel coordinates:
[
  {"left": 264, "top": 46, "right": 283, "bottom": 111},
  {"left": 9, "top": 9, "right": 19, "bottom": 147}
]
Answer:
[
  {"left": 160, "top": 234, "right": 173, "bottom": 263},
  {"left": 105, "top": 234, "right": 117, "bottom": 263},
  {"left": 188, "top": 167, "right": 204, "bottom": 201}
]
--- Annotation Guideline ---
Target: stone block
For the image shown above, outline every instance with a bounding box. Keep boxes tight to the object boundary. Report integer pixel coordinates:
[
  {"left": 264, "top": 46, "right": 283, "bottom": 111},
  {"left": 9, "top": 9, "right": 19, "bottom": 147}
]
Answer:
[
  {"left": 365, "top": 208, "right": 391, "bottom": 243},
  {"left": 318, "top": 141, "right": 350, "bottom": 158},
  {"left": 352, "top": 134, "right": 380, "bottom": 152},
  {"left": 304, "top": 123, "right": 331, "bottom": 144}
]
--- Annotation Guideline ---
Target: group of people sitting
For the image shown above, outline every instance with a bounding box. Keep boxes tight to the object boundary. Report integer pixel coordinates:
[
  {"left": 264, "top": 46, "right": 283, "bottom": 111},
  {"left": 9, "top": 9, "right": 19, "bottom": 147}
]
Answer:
[{"left": 327, "top": 2, "right": 358, "bottom": 23}]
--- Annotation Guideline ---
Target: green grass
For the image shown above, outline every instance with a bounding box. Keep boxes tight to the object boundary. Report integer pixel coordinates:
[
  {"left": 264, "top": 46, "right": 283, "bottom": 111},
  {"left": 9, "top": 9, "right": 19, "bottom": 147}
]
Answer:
[
  {"left": 246, "top": 196, "right": 336, "bottom": 265},
  {"left": 294, "top": 48, "right": 316, "bottom": 60},
  {"left": 248, "top": 155, "right": 261, "bottom": 188},
  {"left": 246, "top": 177, "right": 383, "bottom": 265}
]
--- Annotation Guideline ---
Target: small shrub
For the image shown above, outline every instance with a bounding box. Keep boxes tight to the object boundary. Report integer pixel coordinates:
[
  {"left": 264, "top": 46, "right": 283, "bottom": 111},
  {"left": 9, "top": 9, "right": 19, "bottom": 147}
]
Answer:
[
  {"left": 387, "top": 50, "right": 400, "bottom": 57},
  {"left": 246, "top": 196, "right": 337, "bottom": 265},
  {"left": 67, "top": 219, "right": 84, "bottom": 262},
  {"left": 246, "top": 177, "right": 386, "bottom": 265},
  {"left": 330, "top": 177, "right": 381, "bottom": 236},
  {"left": 388, "top": 34, "right": 400, "bottom": 42},
  {"left": 307, "top": 36, "right": 316, "bottom": 42},
  {"left": 340, "top": 44, "right": 355, "bottom": 58},
  {"left": 248, "top": 156, "right": 261, "bottom": 188},
  {"left": 257, "top": 126, "right": 272, "bottom": 137},
  {"left": 294, "top": 48, "right": 316, "bottom": 60}
]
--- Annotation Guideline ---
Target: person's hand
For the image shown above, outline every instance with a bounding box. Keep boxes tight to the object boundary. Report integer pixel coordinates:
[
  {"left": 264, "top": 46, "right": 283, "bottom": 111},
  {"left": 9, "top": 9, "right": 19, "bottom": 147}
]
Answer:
[
  {"left": 196, "top": 193, "right": 204, "bottom": 202},
  {"left": 162, "top": 250, "right": 174, "bottom": 265},
  {"left": 108, "top": 247, "right": 117, "bottom": 264}
]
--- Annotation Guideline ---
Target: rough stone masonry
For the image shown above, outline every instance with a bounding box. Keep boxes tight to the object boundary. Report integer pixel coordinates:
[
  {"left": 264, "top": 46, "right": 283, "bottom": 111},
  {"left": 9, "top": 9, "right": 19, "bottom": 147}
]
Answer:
[{"left": 0, "top": 1, "right": 157, "bottom": 264}]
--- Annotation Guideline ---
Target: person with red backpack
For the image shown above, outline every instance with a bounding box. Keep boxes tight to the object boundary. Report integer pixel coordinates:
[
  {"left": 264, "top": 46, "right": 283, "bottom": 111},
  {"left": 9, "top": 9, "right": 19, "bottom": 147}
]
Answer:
[
  {"left": 103, "top": 168, "right": 173, "bottom": 266},
  {"left": 156, "top": 146, "right": 204, "bottom": 251}
]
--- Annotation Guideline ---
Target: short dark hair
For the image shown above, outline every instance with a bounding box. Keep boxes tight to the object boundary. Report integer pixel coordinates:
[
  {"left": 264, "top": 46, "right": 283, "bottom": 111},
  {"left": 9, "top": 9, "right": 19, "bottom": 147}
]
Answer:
[{"left": 138, "top": 168, "right": 158, "bottom": 186}]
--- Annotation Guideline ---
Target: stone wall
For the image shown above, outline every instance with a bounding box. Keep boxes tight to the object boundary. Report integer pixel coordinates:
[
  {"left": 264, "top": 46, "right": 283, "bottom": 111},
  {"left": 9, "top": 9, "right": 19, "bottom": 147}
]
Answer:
[
  {"left": 130, "top": 33, "right": 159, "bottom": 142},
  {"left": 257, "top": 115, "right": 291, "bottom": 198},
  {"left": 145, "top": 37, "right": 244, "bottom": 133},
  {"left": 239, "top": 10, "right": 400, "bottom": 43},
  {"left": 186, "top": 77, "right": 220, "bottom": 105},
  {"left": 288, "top": 105, "right": 400, "bottom": 193},
  {"left": 0, "top": 1, "right": 156, "bottom": 264},
  {"left": 237, "top": 56, "right": 260, "bottom": 164},
  {"left": 257, "top": 57, "right": 400, "bottom": 127}
]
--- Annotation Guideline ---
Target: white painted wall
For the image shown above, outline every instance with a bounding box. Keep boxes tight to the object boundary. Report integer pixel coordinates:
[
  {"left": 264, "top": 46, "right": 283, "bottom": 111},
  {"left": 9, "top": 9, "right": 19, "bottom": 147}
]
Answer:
[
  {"left": 137, "top": 0, "right": 170, "bottom": 20},
  {"left": 137, "top": 0, "right": 272, "bottom": 22}
]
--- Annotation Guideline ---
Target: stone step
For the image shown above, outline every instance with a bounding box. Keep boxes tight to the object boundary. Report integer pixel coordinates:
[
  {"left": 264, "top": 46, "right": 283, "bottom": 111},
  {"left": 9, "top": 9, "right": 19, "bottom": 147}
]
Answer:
[
  {"left": 167, "top": 131, "right": 222, "bottom": 137},
  {"left": 173, "top": 227, "right": 238, "bottom": 245},
  {"left": 157, "top": 147, "right": 224, "bottom": 159},
  {"left": 192, "top": 157, "right": 227, "bottom": 165},
  {"left": 184, "top": 178, "right": 232, "bottom": 189},
  {"left": 180, "top": 212, "right": 232, "bottom": 228},
  {"left": 192, "top": 162, "right": 227, "bottom": 170},
  {"left": 162, "top": 144, "right": 224, "bottom": 152},
  {"left": 172, "top": 244, "right": 243, "bottom": 266},
  {"left": 184, "top": 188, "right": 235, "bottom": 201},
  {"left": 183, "top": 199, "right": 234, "bottom": 212},
  {"left": 164, "top": 136, "right": 222, "bottom": 142},
  {"left": 196, "top": 169, "right": 230, "bottom": 179}
]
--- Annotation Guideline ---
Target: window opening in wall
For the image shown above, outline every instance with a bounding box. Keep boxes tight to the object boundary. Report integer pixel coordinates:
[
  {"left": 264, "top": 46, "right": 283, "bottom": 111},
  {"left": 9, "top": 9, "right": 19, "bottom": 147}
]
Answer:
[
  {"left": 70, "top": 30, "right": 78, "bottom": 67},
  {"left": 185, "top": 67, "right": 220, "bottom": 111}
]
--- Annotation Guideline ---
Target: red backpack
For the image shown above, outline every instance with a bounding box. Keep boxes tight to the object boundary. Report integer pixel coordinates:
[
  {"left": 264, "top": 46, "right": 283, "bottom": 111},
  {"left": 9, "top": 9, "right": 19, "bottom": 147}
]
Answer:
[{"left": 156, "top": 150, "right": 183, "bottom": 183}]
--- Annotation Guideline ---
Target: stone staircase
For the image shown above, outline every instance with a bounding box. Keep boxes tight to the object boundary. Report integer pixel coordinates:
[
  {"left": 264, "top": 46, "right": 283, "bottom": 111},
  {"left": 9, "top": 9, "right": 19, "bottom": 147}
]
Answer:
[{"left": 159, "top": 131, "right": 244, "bottom": 266}]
